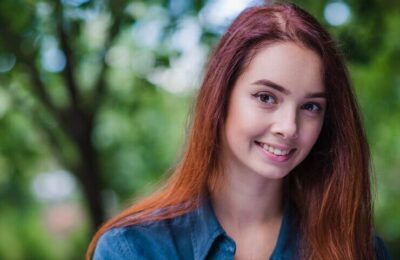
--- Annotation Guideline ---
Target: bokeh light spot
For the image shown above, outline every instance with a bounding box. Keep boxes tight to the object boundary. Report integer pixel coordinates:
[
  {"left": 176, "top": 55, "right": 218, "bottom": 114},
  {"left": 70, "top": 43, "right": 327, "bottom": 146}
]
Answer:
[
  {"left": 32, "top": 170, "right": 77, "bottom": 203},
  {"left": 324, "top": 2, "right": 351, "bottom": 26},
  {"left": 0, "top": 54, "right": 16, "bottom": 73},
  {"left": 42, "top": 48, "right": 66, "bottom": 73}
]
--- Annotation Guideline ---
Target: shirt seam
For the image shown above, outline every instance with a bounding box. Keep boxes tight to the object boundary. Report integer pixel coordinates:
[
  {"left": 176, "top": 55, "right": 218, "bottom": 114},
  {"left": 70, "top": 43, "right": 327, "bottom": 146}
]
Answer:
[{"left": 114, "top": 228, "right": 137, "bottom": 257}]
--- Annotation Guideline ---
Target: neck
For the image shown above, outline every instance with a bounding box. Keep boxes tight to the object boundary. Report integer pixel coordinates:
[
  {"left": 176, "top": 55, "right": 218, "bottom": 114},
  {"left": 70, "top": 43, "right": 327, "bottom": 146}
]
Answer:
[{"left": 210, "top": 168, "right": 284, "bottom": 228}]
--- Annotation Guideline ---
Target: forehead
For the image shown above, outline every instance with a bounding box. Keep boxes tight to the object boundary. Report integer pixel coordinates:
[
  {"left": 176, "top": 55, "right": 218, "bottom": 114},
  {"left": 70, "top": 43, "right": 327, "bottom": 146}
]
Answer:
[{"left": 237, "top": 42, "right": 325, "bottom": 94}]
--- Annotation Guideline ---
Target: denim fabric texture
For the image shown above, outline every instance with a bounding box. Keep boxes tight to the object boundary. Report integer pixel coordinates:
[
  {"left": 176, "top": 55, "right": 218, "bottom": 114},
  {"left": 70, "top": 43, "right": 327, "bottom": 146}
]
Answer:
[{"left": 93, "top": 198, "right": 391, "bottom": 260}]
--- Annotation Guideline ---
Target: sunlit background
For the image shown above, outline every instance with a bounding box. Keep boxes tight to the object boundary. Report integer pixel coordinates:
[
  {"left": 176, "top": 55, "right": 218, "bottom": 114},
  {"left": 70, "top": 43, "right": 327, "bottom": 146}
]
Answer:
[{"left": 0, "top": 0, "right": 399, "bottom": 259}]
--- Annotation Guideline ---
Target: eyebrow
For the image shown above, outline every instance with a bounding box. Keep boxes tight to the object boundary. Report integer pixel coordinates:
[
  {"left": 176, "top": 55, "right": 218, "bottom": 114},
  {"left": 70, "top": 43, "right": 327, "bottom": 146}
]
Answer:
[{"left": 252, "top": 79, "right": 327, "bottom": 98}]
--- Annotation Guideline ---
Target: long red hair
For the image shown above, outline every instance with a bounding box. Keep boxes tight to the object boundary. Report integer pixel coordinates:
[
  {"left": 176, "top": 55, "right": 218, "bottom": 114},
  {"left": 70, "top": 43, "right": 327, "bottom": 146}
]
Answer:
[{"left": 87, "top": 2, "right": 374, "bottom": 259}]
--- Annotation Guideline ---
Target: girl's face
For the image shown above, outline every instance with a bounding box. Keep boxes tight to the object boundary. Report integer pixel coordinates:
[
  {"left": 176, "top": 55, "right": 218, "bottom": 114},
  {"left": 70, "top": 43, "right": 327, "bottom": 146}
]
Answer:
[{"left": 221, "top": 42, "right": 326, "bottom": 180}]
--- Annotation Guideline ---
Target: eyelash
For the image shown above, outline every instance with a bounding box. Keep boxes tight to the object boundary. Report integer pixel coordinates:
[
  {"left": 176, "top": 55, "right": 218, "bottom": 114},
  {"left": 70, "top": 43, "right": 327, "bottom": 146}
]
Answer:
[
  {"left": 253, "top": 92, "right": 323, "bottom": 114},
  {"left": 301, "top": 103, "right": 322, "bottom": 113},
  {"left": 253, "top": 92, "right": 276, "bottom": 105}
]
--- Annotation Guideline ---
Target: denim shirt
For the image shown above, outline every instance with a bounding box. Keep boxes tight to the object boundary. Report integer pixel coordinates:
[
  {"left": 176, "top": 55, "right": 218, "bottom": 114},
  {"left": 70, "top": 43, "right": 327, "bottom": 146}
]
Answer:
[{"left": 93, "top": 199, "right": 391, "bottom": 260}]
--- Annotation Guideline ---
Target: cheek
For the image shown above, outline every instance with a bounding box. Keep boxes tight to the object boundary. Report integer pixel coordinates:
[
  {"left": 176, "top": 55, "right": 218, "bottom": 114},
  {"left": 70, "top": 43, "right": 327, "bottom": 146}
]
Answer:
[
  {"left": 301, "top": 120, "right": 324, "bottom": 150},
  {"left": 224, "top": 103, "right": 262, "bottom": 146},
  {"left": 226, "top": 96, "right": 247, "bottom": 129}
]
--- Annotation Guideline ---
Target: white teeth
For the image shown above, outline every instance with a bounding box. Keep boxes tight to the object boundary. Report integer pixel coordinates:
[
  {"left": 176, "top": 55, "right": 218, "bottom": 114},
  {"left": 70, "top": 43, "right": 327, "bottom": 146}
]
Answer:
[
  {"left": 268, "top": 146, "right": 274, "bottom": 153},
  {"left": 261, "top": 143, "right": 290, "bottom": 156}
]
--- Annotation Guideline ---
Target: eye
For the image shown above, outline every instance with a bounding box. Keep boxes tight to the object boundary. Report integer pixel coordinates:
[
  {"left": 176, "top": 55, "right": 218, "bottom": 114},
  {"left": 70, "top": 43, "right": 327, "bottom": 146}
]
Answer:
[
  {"left": 302, "top": 103, "right": 322, "bottom": 113},
  {"left": 254, "top": 92, "right": 276, "bottom": 105}
]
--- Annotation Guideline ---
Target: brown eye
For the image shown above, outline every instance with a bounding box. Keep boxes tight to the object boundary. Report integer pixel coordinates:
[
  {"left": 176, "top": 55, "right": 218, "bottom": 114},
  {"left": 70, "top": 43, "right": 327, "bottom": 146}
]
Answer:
[
  {"left": 256, "top": 93, "right": 276, "bottom": 104},
  {"left": 302, "top": 103, "right": 322, "bottom": 113}
]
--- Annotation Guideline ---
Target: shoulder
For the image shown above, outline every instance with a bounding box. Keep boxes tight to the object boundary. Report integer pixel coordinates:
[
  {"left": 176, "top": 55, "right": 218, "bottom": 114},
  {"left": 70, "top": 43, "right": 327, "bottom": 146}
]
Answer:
[
  {"left": 93, "top": 227, "right": 137, "bottom": 259},
  {"left": 93, "top": 214, "right": 194, "bottom": 259},
  {"left": 374, "top": 235, "right": 392, "bottom": 260}
]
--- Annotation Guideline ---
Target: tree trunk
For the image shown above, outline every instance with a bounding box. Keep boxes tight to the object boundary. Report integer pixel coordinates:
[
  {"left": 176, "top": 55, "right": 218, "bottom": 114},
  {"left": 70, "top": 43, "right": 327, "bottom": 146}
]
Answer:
[
  {"left": 66, "top": 109, "right": 106, "bottom": 233},
  {"left": 76, "top": 137, "right": 105, "bottom": 233}
]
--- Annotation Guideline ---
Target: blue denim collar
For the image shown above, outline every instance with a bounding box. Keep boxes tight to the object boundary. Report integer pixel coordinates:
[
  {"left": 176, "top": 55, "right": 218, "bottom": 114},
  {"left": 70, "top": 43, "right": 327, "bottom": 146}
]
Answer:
[{"left": 190, "top": 196, "right": 226, "bottom": 260}]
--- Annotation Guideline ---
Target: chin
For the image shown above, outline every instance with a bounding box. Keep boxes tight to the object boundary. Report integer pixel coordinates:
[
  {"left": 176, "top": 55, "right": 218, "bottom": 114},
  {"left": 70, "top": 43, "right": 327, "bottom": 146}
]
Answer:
[{"left": 256, "top": 167, "right": 292, "bottom": 180}]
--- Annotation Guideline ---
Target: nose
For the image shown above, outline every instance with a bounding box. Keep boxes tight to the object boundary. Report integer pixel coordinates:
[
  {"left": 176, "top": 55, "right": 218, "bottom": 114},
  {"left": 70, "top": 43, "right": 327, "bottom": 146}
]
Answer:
[{"left": 271, "top": 106, "right": 299, "bottom": 140}]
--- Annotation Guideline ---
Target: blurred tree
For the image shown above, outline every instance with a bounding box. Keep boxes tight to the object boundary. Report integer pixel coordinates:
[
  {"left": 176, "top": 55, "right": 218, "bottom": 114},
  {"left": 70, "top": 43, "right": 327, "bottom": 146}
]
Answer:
[
  {"left": 0, "top": 0, "right": 129, "bottom": 231},
  {"left": 0, "top": 0, "right": 208, "bottom": 234}
]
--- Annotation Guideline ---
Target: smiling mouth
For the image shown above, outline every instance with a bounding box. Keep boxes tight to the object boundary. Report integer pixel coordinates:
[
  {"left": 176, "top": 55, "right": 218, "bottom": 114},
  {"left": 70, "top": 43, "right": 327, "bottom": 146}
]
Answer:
[{"left": 255, "top": 141, "right": 296, "bottom": 156}]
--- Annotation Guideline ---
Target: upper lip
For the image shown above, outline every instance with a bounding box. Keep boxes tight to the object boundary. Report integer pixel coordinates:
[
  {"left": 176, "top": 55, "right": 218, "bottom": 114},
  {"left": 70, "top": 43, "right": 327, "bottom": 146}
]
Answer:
[{"left": 255, "top": 141, "right": 294, "bottom": 151}]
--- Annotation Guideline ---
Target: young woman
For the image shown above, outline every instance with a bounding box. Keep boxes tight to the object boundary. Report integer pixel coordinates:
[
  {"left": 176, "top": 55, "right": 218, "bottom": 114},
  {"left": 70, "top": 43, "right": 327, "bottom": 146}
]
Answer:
[{"left": 87, "top": 2, "right": 390, "bottom": 259}]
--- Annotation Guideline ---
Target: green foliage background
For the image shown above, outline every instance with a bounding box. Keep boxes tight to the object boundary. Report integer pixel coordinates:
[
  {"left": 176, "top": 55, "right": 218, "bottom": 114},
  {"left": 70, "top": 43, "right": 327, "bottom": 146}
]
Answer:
[{"left": 0, "top": 0, "right": 398, "bottom": 259}]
